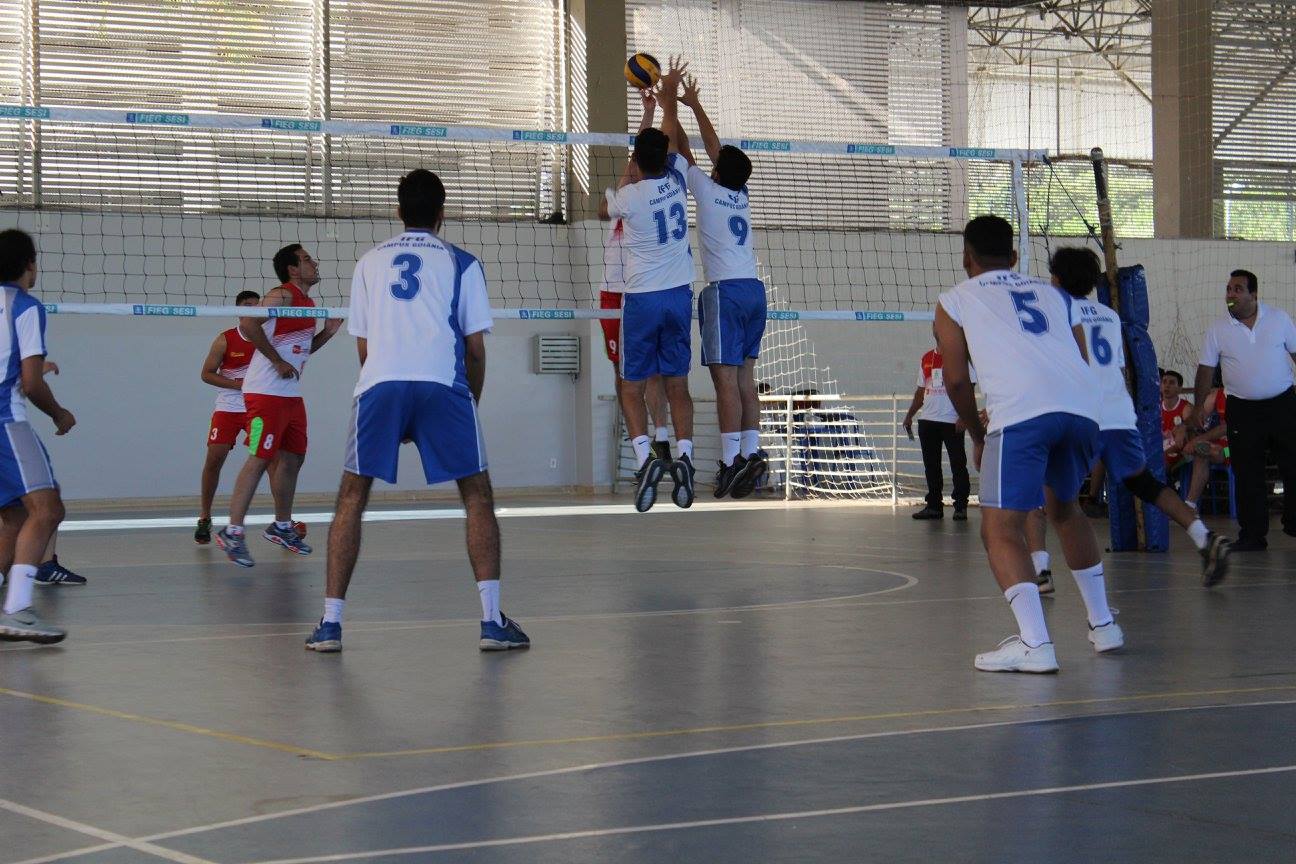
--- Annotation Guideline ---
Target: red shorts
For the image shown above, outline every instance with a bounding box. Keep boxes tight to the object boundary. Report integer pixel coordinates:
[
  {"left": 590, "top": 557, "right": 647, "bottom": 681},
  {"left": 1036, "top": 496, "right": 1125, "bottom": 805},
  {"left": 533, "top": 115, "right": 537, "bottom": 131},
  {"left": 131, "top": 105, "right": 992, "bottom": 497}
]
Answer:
[
  {"left": 243, "top": 394, "right": 308, "bottom": 458},
  {"left": 208, "top": 411, "right": 249, "bottom": 447},
  {"left": 599, "top": 290, "right": 623, "bottom": 365}
]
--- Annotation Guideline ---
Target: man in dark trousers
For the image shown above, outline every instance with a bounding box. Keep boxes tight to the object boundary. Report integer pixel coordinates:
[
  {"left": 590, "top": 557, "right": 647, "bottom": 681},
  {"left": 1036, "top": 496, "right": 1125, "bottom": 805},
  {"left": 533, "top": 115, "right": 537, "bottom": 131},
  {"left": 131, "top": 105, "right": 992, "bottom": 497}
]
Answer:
[
  {"left": 1193, "top": 269, "right": 1296, "bottom": 551},
  {"left": 903, "top": 331, "right": 975, "bottom": 521}
]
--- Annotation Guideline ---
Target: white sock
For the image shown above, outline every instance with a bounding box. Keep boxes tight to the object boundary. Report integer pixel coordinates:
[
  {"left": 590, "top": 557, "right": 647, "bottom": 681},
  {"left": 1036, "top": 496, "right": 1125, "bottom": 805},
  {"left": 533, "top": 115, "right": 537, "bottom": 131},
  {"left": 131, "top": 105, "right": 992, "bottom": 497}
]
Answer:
[
  {"left": 632, "top": 435, "right": 652, "bottom": 467},
  {"left": 740, "top": 429, "right": 760, "bottom": 458},
  {"left": 1004, "top": 581, "right": 1050, "bottom": 647},
  {"left": 678, "top": 439, "right": 693, "bottom": 460},
  {"left": 1186, "top": 519, "right": 1210, "bottom": 550},
  {"left": 478, "top": 580, "right": 502, "bottom": 626},
  {"left": 721, "top": 432, "right": 741, "bottom": 466},
  {"left": 276, "top": 520, "right": 293, "bottom": 531},
  {"left": 323, "top": 597, "right": 345, "bottom": 624},
  {"left": 1071, "top": 563, "right": 1113, "bottom": 627},
  {"left": 1030, "top": 550, "right": 1050, "bottom": 576},
  {"left": 654, "top": 427, "right": 669, "bottom": 442},
  {"left": 227, "top": 524, "right": 244, "bottom": 536},
  {"left": 3, "top": 565, "right": 37, "bottom": 614}
]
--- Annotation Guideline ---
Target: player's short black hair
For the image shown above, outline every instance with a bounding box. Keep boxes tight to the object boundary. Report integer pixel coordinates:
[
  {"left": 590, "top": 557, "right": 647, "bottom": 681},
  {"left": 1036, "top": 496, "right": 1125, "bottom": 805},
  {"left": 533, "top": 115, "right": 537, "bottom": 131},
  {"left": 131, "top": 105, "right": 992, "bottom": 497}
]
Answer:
[
  {"left": 715, "top": 145, "right": 752, "bottom": 192},
  {"left": 632, "top": 128, "right": 670, "bottom": 177},
  {"left": 962, "top": 215, "right": 1015, "bottom": 267},
  {"left": 235, "top": 290, "right": 260, "bottom": 305},
  {"left": 273, "top": 244, "right": 304, "bottom": 284},
  {"left": 1230, "top": 268, "right": 1258, "bottom": 294},
  {"left": 0, "top": 229, "right": 37, "bottom": 283},
  {"left": 1162, "top": 369, "right": 1184, "bottom": 386},
  {"left": 398, "top": 168, "right": 446, "bottom": 229},
  {"left": 1049, "top": 246, "right": 1102, "bottom": 298}
]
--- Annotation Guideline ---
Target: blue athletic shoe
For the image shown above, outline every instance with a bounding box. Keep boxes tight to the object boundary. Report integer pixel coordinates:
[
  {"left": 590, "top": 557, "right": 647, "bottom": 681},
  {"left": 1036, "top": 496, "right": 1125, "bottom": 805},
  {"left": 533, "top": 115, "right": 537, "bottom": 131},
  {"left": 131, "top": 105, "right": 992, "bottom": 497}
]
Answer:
[
  {"left": 214, "top": 527, "right": 255, "bottom": 568},
  {"left": 305, "top": 619, "right": 342, "bottom": 652},
  {"left": 479, "top": 613, "right": 530, "bottom": 651},
  {"left": 35, "top": 556, "right": 86, "bottom": 586},
  {"left": 263, "top": 523, "right": 312, "bottom": 555}
]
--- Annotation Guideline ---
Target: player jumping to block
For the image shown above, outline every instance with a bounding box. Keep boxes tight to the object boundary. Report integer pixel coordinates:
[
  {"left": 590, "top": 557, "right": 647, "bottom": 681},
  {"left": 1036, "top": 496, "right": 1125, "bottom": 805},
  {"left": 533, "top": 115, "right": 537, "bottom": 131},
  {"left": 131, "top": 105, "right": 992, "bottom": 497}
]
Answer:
[
  {"left": 937, "top": 215, "right": 1118, "bottom": 674},
  {"left": 667, "top": 71, "right": 767, "bottom": 498},
  {"left": 598, "top": 88, "right": 672, "bottom": 465},
  {"left": 0, "top": 229, "right": 76, "bottom": 644},
  {"left": 195, "top": 290, "right": 260, "bottom": 544},
  {"left": 306, "top": 169, "right": 528, "bottom": 653},
  {"left": 605, "top": 57, "right": 698, "bottom": 512},
  {"left": 1053, "top": 246, "right": 1231, "bottom": 586},
  {"left": 215, "top": 245, "right": 342, "bottom": 567}
]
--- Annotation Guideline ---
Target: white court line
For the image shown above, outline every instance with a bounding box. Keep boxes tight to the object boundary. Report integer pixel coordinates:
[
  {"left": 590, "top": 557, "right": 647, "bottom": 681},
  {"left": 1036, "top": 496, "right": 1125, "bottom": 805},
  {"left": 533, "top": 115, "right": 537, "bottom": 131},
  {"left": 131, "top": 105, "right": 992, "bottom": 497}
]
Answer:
[
  {"left": 242, "top": 761, "right": 1296, "bottom": 863},
  {"left": 57, "top": 499, "right": 859, "bottom": 533},
  {"left": 0, "top": 798, "right": 216, "bottom": 864},
  {"left": 123, "top": 698, "right": 1296, "bottom": 847}
]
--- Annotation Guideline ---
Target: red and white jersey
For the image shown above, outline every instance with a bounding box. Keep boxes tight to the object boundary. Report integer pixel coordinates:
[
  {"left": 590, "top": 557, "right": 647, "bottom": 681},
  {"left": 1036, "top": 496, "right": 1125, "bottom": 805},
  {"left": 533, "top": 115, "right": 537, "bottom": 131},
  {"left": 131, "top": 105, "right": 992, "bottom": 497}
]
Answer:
[
  {"left": 241, "top": 283, "right": 318, "bottom": 398},
  {"left": 600, "top": 219, "right": 627, "bottom": 294},
  {"left": 213, "top": 325, "right": 255, "bottom": 413},
  {"left": 916, "top": 349, "right": 976, "bottom": 424},
  {"left": 1161, "top": 396, "right": 1191, "bottom": 453}
]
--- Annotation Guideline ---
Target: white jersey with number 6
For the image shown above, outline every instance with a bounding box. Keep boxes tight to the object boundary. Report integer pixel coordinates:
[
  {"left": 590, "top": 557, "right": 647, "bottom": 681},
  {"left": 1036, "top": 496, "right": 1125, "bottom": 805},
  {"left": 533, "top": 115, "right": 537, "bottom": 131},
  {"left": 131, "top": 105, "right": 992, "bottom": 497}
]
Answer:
[
  {"left": 938, "top": 269, "right": 1099, "bottom": 433},
  {"left": 348, "top": 230, "right": 493, "bottom": 397},
  {"left": 686, "top": 165, "right": 757, "bottom": 283},
  {"left": 604, "top": 153, "right": 695, "bottom": 294},
  {"left": 1074, "top": 299, "right": 1138, "bottom": 431}
]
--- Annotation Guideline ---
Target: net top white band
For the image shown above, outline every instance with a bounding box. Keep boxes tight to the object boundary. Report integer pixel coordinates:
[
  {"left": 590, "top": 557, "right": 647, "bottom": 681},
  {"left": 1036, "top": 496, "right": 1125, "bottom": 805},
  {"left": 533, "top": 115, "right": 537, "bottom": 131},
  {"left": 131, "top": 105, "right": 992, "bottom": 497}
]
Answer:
[{"left": 0, "top": 104, "right": 1047, "bottom": 163}]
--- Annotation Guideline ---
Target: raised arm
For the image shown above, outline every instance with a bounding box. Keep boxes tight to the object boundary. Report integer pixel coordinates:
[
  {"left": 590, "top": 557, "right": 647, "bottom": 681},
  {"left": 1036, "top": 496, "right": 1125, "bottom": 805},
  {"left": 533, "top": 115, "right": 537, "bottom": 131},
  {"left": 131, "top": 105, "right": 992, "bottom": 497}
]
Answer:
[
  {"left": 656, "top": 56, "right": 689, "bottom": 158},
  {"left": 636, "top": 89, "right": 657, "bottom": 133},
  {"left": 680, "top": 74, "right": 721, "bottom": 165}
]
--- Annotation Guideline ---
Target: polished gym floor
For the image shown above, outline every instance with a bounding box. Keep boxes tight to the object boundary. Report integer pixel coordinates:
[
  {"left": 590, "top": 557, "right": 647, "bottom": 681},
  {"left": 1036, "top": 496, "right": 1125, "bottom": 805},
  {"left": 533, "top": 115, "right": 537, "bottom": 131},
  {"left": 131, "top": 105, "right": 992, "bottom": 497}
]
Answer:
[{"left": 2, "top": 498, "right": 1295, "bottom": 863}]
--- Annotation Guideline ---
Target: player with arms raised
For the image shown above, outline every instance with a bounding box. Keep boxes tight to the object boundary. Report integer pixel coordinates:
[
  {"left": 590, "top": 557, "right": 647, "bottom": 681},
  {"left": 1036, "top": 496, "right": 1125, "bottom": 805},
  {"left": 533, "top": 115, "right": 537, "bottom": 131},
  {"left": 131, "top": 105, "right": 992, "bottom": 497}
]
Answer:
[
  {"left": 937, "top": 216, "right": 1115, "bottom": 674},
  {"left": 194, "top": 289, "right": 260, "bottom": 544},
  {"left": 215, "top": 245, "right": 341, "bottom": 566},
  {"left": 306, "top": 169, "right": 528, "bottom": 653},
  {"left": 598, "top": 90, "right": 672, "bottom": 465},
  {"left": 605, "top": 57, "right": 698, "bottom": 512},
  {"left": 666, "top": 72, "right": 767, "bottom": 497}
]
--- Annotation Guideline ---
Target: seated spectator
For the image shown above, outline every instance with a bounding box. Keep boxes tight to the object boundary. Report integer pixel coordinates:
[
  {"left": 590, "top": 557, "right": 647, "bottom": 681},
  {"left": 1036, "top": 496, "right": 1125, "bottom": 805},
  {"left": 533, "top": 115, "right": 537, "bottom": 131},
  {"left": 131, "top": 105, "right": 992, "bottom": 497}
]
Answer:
[{"left": 1161, "top": 369, "right": 1193, "bottom": 471}]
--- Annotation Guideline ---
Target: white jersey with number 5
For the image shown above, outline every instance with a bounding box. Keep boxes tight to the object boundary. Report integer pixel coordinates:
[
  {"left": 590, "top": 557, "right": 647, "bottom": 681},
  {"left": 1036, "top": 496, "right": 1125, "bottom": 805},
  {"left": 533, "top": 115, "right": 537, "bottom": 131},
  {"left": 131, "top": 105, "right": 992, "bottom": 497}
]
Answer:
[
  {"left": 604, "top": 153, "right": 695, "bottom": 294},
  {"left": 938, "top": 269, "right": 1099, "bottom": 433},
  {"left": 1074, "top": 299, "right": 1138, "bottom": 431},
  {"left": 348, "top": 230, "right": 493, "bottom": 398},
  {"left": 686, "top": 164, "right": 757, "bottom": 283}
]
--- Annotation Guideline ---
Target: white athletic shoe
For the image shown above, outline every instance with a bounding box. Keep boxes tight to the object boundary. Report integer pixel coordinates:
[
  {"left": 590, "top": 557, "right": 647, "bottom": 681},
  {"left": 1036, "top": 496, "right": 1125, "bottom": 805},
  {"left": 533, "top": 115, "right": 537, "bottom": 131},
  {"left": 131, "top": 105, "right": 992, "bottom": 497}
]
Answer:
[
  {"left": 974, "top": 636, "right": 1058, "bottom": 673},
  {"left": 1088, "top": 620, "right": 1125, "bottom": 653}
]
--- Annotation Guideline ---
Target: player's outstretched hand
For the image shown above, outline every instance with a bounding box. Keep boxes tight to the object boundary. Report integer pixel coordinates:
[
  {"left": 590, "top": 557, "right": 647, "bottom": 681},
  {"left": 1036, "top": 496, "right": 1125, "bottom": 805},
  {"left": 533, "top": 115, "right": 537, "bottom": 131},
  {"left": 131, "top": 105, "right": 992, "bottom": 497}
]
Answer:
[
  {"left": 273, "top": 360, "right": 298, "bottom": 379},
  {"left": 658, "top": 55, "right": 688, "bottom": 98},
  {"left": 680, "top": 73, "right": 701, "bottom": 108},
  {"left": 639, "top": 88, "right": 656, "bottom": 112},
  {"left": 52, "top": 407, "right": 75, "bottom": 436}
]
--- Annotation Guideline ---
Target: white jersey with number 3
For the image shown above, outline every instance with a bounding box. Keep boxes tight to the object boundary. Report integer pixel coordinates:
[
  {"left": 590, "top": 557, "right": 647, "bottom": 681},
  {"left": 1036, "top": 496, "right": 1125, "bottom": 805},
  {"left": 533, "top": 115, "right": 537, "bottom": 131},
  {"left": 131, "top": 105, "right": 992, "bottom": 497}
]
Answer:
[
  {"left": 1074, "top": 299, "right": 1138, "bottom": 431},
  {"left": 938, "top": 270, "right": 1099, "bottom": 433},
  {"left": 686, "top": 165, "right": 757, "bottom": 283}
]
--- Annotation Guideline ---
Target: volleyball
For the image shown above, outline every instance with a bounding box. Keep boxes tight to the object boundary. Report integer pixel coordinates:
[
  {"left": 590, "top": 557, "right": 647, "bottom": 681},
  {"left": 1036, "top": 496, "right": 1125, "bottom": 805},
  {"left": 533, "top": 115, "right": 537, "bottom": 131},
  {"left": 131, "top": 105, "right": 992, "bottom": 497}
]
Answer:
[{"left": 625, "top": 53, "right": 660, "bottom": 89}]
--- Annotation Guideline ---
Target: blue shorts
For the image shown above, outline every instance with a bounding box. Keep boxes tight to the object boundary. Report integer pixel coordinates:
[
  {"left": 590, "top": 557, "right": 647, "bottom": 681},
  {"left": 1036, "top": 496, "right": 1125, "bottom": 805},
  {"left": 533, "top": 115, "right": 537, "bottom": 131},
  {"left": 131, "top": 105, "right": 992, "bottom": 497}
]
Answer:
[
  {"left": 980, "top": 412, "right": 1098, "bottom": 510},
  {"left": 345, "top": 381, "right": 487, "bottom": 486},
  {"left": 699, "top": 278, "right": 767, "bottom": 366},
  {"left": 0, "top": 421, "right": 57, "bottom": 508},
  {"left": 1097, "top": 428, "right": 1148, "bottom": 481},
  {"left": 621, "top": 285, "right": 693, "bottom": 382}
]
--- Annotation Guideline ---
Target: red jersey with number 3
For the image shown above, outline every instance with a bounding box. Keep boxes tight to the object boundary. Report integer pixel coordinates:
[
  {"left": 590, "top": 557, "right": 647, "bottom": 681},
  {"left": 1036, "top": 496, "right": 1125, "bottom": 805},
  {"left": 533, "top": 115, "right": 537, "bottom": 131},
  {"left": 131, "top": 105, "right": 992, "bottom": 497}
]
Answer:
[{"left": 214, "top": 325, "right": 255, "bottom": 413}]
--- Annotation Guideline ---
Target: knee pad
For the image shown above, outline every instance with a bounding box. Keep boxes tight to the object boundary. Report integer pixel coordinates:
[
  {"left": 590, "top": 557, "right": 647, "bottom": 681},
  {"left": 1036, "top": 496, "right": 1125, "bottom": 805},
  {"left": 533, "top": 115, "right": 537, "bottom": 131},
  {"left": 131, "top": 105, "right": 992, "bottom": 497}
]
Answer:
[{"left": 1122, "top": 469, "right": 1166, "bottom": 505}]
